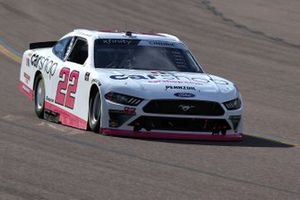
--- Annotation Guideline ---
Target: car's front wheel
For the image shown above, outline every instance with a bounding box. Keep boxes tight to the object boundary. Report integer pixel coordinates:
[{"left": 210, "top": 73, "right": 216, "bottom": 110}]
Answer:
[
  {"left": 34, "top": 74, "right": 45, "bottom": 119},
  {"left": 88, "top": 90, "right": 101, "bottom": 132}
]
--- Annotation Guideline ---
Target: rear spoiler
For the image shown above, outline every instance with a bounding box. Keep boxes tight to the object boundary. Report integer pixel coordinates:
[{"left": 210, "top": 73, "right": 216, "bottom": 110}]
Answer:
[{"left": 29, "top": 41, "right": 57, "bottom": 49}]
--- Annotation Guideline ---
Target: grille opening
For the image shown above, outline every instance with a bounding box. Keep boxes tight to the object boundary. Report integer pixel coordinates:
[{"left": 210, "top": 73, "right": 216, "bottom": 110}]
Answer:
[
  {"left": 143, "top": 100, "right": 224, "bottom": 116},
  {"left": 109, "top": 110, "right": 135, "bottom": 128},
  {"left": 129, "top": 116, "right": 231, "bottom": 133}
]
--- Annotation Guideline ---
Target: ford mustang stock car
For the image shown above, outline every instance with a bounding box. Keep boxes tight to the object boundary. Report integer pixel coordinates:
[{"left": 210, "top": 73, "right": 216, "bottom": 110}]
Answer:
[{"left": 19, "top": 29, "right": 243, "bottom": 140}]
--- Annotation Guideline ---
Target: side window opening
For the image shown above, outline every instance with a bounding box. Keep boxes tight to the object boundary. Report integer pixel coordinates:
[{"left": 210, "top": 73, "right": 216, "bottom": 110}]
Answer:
[
  {"left": 52, "top": 37, "right": 72, "bottom": 60},
  {"left": 66, "top": 38, "right": 88, "bottom": 65}
]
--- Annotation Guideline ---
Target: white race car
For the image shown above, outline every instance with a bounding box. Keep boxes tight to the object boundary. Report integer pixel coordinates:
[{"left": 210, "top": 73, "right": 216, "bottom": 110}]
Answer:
[{"left": 19, "top": 29, "right": 243, "bottom": 140}]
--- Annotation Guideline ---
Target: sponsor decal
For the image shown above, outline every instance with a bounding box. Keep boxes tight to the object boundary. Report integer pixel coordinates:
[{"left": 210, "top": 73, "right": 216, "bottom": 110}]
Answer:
[
  {"left": 174, "top": 92, "right": 195, "bottom": 98},
  {"left": 103, "top": 39, "right": 132, "bottom": 45},
  {"left": 178, "top": 105, "right": 195, "bottom": 112},
  {"left": 149, "top": 80, "right": 204, "bottom": 85},
  {"left": 30, "top": 53, "right": 58, "bottom": 76},
  {"left": 96, "top": 39, "right": 140, "bottom": 46},
  {"left": 165, "top": 85, "right": 196, "bottom": 90},
  {"left": 148, "top": 41, "right": 175, "bottom": 47},
  {"left": 23, "top": 72, "right": 31, "bottom": 83},
  {"left": 26, "top": 57, "right": 30, "bottom": 67},
  {"left": 22, "top": 84, "right": 31, "bottom": 93},
  {"left": 110, "top": 72, "right": 209, "bottom": 83},
  {"left": 46, "top": 96, "right": 54, "bottom": 103},
  {"left": 84, "top": 72, "right": 90, "bottom": 81},
  {"left": 124, "top": 107, "right": 136, "bottom": 115},
  {"left": 110, "top": 74, "right": 153, "bottom": 80}
]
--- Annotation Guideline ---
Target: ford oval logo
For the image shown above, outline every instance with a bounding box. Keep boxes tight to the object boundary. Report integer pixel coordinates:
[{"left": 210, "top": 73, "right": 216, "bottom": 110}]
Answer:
[{"left": 174, "top": 92, "right": 195, "bottom": 98}]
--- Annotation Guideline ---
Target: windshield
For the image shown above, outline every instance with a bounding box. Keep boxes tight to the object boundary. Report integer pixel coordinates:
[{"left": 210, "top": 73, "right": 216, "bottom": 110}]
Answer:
[{"left": 94, "top": 39, "right": 203, "bottom": 72}]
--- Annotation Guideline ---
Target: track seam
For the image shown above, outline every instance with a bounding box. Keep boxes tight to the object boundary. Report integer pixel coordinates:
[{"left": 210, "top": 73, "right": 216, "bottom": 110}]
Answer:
[{"left": 200, "top": 0, "right": 300, "bottom": 49}]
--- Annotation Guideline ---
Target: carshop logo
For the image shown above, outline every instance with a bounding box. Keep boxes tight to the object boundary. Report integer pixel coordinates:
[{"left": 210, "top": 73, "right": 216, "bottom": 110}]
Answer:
[{"left": 31, "top": 54, "right": 58, "bottom": 76}]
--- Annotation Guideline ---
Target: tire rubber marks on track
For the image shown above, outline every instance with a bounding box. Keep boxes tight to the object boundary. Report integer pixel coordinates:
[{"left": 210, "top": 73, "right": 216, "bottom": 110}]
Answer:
[
  {"left": 200, "top": 0, "right": 300, "bottom": 49},
  {"left": 2, "top": 114, "right": 23, "bottom": 121},
  {"left": 37, "top": 122, "right": 84, "bottom": 135},
  {"left": 2, "top": 114, "right": 83, "bottom": 136}
]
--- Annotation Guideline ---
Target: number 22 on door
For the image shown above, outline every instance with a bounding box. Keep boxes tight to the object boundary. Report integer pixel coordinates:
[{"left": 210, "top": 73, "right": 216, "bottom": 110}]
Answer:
[{"left": 55, "top": 67, "right": 79, "bottom": 109}]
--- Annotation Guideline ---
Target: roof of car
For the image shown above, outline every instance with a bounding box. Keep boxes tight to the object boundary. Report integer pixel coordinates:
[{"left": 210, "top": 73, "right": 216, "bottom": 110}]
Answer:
[{"left": 73, "top": 29, "right": 181, "bottom": 43}]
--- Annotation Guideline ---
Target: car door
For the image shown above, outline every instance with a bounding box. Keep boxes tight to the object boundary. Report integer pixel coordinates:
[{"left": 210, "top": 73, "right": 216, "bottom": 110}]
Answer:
[
  {"left": 52, "top": 36, "right": 91, "bottom": 122},
  {"left": 45, "top": 36, "right": 73, "bottom": 105}
]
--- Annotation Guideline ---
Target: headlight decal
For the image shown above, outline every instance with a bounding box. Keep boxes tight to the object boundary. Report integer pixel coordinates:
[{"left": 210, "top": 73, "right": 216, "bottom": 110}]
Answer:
[
  {"left": 105, "top": 92, "right": 143, "bottom": 106},
  {"left": 223, "top": 98, "right": 241, "bottom": 110}
]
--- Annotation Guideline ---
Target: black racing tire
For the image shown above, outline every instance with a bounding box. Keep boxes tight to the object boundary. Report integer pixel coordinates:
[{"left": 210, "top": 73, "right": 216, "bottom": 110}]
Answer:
[
  {"left": 88, "top": 89, "right": 101, "bottom": 133},
  {"left": 34, "top": 74, "right": 45, "bottom": 119}
]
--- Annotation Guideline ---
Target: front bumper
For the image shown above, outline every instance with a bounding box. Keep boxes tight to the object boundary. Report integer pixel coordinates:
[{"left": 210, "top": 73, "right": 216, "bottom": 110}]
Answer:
[{"left": 101, "top": 98, "right": 243, "bottom": 141}]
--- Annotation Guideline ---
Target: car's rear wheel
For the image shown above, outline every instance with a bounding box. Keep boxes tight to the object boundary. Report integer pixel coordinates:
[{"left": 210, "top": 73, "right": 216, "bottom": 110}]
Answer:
[
  {"left": 88, "top": 90, "right": 101, "bottom": 132},
  {"left": 34, "top": 75, "right": 45, "bottom": 119}
]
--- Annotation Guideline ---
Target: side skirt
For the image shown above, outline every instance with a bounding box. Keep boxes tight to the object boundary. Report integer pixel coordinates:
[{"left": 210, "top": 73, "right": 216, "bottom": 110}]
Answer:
[{"left": 44, "top": 101, "right": 87, "bottom": 130}]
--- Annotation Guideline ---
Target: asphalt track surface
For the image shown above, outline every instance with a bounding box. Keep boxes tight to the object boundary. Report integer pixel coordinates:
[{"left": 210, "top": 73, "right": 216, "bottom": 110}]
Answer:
[{"left": 0, "top": 0, "right": 299, "bottom": 199}]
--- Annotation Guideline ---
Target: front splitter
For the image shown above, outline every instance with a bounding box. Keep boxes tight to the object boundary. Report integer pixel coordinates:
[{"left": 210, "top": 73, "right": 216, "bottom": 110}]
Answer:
[{"left": 100, "top": 128, "right": 242, "bottom": 141}]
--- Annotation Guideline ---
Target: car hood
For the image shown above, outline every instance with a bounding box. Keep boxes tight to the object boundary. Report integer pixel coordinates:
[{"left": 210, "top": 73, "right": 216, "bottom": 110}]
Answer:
[{"left": 94, "top": 69, "right": 239, "bottom": 102}]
